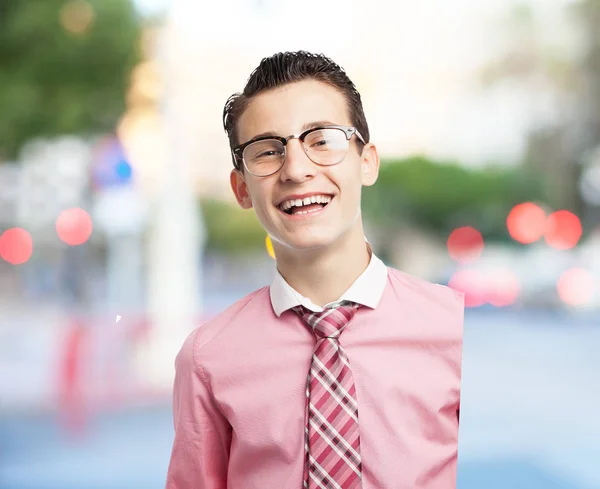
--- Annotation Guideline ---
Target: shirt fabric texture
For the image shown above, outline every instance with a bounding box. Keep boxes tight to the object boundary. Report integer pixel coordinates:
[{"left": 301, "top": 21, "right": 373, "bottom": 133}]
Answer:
[{"left": 165, "top": 252, "right": 464, "bottom": 489}]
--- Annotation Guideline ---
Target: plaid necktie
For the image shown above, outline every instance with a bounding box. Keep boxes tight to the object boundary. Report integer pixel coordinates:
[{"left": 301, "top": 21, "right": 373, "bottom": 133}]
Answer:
[{"left": 293, "top": 301, "right": 363, "bottom": 489}]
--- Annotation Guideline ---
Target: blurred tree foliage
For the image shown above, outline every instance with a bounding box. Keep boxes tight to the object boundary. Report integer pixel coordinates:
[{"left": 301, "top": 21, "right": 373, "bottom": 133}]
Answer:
[
  {"left": 200, "top": 156, "right": 546, "bottom": 255},
  {"left": 200, "top": 198, "right": 268, "bottom": 254},
  {"left": 0, "top": 0, "right": 141, "bottom": 161},
  {"left": 362, "top": 156, "right": 545, "bottom": 243}
]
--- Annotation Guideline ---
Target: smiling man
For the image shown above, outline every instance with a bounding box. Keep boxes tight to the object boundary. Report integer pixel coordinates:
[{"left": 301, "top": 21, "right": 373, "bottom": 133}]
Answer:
[{"left": 165, "top": 51, "right": 464, "bottom": 489}]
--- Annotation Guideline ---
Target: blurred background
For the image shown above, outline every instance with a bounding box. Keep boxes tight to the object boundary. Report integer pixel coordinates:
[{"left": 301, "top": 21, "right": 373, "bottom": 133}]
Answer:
[{"left": 1, "top": 0, "right": 599, "bottom": 488}]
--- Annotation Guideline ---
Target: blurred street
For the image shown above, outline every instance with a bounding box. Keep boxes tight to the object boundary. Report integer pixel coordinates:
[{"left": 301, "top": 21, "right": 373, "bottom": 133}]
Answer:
[
  {"left": 2, "top": 0, "right": 600, "bottom": 488},
  {"left": 1, "top": 308, "right": 599, "bottom": 489}
]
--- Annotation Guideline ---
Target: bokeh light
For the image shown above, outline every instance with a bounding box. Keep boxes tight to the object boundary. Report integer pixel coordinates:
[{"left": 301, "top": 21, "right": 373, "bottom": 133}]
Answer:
[
  {"left": 446, "top": 226, "right": 484, "bottom": 264},
  {"left": 56, "top": 208, "right": 93, "bottom": 246},
  {"left": 115, "top": 160, "right": 133, "bottom": 180},
  {"left": 128, "top": 61, "right": 163, "bottom": 106},
  {"left": 60, "top": 0, "right": 95, "bottom": 35},
  {"left": 557, "top": 268, "right": 595, "bottom": 306},
  {"left": 506, "top": 202, "right": 546, "bottom": 244},
  {"left": 448, "top": 269, "right": 487, "bottom": 308},
  {"left": 0, "top": 228, "right": 33, "bottom": 265},
  {"left": 486, "top": 267, "right": 520, "bottom": 307},
  {"left": 544, "top": 210, "right": 582, "bottom": 250},
  {"left": 265, "top": 235, "right": 275, "bottom": 259}
]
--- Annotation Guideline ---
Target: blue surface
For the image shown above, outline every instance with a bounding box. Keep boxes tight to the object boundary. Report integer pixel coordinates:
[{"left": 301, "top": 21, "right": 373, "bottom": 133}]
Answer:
[{"left": 458, "top": 458, "right": 594, "bottom": 489}]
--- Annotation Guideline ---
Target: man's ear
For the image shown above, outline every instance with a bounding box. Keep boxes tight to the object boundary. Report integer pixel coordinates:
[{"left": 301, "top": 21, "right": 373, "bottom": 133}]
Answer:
[
  {"left": 230, "top": 169, "right": 253, "bottom": 209},
  {"left": 360, "top": 142, "right": 380, "bottom": 187}
]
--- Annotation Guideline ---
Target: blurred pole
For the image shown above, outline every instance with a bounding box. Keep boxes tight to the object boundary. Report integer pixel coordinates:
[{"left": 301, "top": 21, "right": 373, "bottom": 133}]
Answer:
[
  {"left": 140, "top": 5, "right": 205, "bottom": 390},
  {"left": 92, "top": 135, "right": 149, "bottom": 403},
  {"left": 106, "top": 234, "right": 144, "bottom": 312}
]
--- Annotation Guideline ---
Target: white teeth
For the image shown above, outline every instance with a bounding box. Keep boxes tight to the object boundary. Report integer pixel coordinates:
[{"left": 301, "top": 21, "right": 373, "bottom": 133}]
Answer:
[
  {"left": 278, "top": 194, "right": 332, "bottom": 211},
  {"left": 295, "top": 208, "right": 320, "bottom": 215}
]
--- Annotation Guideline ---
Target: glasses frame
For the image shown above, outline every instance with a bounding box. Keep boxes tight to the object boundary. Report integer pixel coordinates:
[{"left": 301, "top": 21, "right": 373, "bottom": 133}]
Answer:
[{"left": 232, "top": 125, "right": 366, "bottom": 177}]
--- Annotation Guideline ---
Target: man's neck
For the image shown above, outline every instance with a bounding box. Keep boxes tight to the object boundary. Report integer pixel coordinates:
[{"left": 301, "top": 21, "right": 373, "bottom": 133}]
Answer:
[{"left": 274, "top": 226, "right": 371, "bottom": 308}]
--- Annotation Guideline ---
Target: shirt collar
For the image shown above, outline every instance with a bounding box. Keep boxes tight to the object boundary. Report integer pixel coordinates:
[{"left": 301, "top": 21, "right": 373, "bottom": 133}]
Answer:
[{"left": 269, "top": 242, "right": 388, "bottom": 317}]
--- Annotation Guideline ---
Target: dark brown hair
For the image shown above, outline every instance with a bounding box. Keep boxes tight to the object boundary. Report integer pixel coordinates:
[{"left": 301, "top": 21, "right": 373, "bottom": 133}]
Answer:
[{"left": 222, "top": 51, "right": 370, "bottom": 170}]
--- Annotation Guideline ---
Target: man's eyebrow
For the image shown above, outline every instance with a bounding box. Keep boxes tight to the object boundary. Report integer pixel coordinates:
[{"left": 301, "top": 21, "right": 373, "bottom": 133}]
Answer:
[
  {"left": 247, "top": 120, "right": 339, "bottom": 141},
  {"left": 301, "top": 120, "right": 338, "bottom": 131}
]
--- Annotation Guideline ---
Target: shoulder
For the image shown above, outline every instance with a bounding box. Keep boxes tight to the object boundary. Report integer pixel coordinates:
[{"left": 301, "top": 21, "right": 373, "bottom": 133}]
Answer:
[
  {"left": 386, "top": 266, "right": 465, "bottom": 312},
  {"left": 383, "top": 267, "right": 464, "bottom": 346},
  {"left": 176, "top": 286, "right": 271, "bottom": 369}
]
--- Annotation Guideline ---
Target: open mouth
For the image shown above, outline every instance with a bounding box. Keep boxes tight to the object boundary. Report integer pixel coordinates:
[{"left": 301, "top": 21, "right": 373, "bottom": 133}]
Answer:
[{"left": 278, "top": 195, "right": 333, "bottom": 215}]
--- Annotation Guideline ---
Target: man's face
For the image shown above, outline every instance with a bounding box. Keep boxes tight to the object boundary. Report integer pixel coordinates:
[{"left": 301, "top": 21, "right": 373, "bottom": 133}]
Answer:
[{"left": 230, "top": 79, "right": 379, "bottom": 253}]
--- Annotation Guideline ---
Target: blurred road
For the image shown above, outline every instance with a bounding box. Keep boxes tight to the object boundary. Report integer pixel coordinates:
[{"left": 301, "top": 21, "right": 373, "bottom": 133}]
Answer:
[{"left": 1, "top": 308, "right": 599, "bottom": 489}]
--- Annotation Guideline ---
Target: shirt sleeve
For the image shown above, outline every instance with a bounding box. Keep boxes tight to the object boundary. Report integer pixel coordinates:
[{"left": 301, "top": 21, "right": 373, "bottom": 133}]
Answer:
[{"left": 165, "top": 330, "right": 232, "bottom": 489}]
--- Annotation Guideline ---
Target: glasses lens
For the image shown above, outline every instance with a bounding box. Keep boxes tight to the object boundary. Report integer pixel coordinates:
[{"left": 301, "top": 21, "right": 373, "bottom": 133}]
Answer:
[
  {"left": 243, "top": 139, "right": 285, "bottom": 176},
  {"left": 304, "top": 128, "right": 348, "bottom": 165}
]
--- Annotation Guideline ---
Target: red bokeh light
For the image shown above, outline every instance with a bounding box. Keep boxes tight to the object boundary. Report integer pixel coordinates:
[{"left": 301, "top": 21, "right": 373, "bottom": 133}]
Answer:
[
  {"left": 544, "top": 210, "right": 582, "bottom": 250},
  {"left": 56, "top": 208, "right": 93, "bottom": 246},
  {"left": 0, "top": 228, "right": 33, "bottom": 265},
  {"left": 506, "top": 202, "right": 546, "bottom": 244},
  {"left": 486, "top": 268, "right": 520, "bottom": 307},
  {"left": 448, "top": 269, "right": 487, "bottom": 308},
  {"left": 557, "top": 268, "right": 595, "bottom": 306},
  {"left": 447, "top": 226, "right": 484, "bottom": 264}
]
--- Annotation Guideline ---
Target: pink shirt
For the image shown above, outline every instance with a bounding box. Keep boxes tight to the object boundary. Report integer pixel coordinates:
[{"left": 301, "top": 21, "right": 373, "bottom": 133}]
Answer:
[{"left": 165, "top": 254, "right": 464, "bottom": 488}]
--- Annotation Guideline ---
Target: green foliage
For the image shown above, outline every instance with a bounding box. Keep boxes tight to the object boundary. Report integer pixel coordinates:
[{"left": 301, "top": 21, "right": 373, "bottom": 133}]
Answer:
[
  {"left": 200, "top": 198, "right": 267, "bottom": 254},
  {"left": 0, "top": 0, "right": 141, "bottom": 160},
  {"left": 362, "top": 155, "right": 546, "bottom": 242},
  {"left": 198, "top": 156, "right": 548, "bottom": 256}
]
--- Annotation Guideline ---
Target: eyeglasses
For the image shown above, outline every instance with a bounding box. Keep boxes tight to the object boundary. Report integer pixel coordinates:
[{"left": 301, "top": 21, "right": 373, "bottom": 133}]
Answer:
[{"left": 232, "top": 125, "right": 366, "bottom": 177}]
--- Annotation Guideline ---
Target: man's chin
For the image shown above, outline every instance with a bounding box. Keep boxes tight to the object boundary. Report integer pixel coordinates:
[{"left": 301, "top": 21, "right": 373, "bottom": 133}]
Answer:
[{"left": 273, "top": 233, "right": 337, "bottom": 254}]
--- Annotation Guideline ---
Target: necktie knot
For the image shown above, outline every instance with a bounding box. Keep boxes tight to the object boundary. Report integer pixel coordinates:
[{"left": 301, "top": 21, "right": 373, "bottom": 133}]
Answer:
[{"left": 293, "top": 301, "right": 360, "bottom": 340}]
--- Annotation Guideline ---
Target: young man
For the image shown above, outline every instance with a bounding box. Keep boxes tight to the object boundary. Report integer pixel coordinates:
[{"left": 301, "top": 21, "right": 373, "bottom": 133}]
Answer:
[{"left": 165, "top": 51, "right": 464, "bottom": 489}]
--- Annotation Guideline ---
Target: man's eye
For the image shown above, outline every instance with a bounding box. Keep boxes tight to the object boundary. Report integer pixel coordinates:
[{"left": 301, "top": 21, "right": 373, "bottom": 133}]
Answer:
[{"left": 257, "top": 150, "right": 282, "bottom": 158}]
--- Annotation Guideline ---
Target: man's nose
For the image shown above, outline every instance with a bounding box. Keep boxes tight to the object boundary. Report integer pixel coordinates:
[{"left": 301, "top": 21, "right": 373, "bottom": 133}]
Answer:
[{"left": 279, "top": 139, "right": 317, "bottom": 182}]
